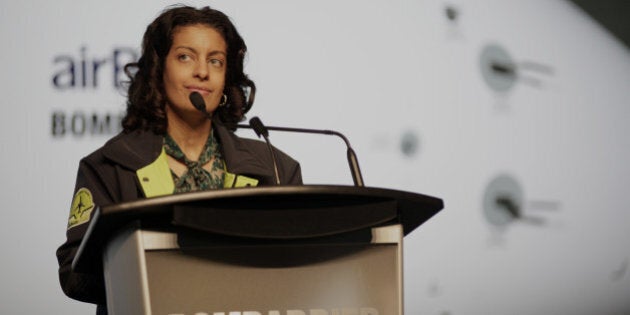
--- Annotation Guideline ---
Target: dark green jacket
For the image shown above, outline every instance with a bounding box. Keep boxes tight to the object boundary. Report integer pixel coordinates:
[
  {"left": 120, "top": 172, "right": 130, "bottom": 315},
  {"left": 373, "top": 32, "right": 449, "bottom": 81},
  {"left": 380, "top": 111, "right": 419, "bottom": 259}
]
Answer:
[{"left": 56, "top": 121, "right": 302, "bottom": 305}]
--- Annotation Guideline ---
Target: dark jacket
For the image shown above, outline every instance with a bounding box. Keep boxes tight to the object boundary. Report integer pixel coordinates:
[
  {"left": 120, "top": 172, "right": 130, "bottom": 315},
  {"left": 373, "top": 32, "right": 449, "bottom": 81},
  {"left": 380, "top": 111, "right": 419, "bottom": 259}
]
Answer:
[{"left": 56, "top": 121, "right": 302, "bottom": 305}]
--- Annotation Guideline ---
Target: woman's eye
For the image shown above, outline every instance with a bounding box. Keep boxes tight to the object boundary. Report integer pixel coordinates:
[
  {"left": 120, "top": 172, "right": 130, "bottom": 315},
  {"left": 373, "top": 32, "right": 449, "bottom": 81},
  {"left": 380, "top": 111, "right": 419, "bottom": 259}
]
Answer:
[
  {"left": 209, "top": 59, "right": 224, "bottom": 67},
  {"left": 178, "top": 54, "right": 191, "bottom": 61}
]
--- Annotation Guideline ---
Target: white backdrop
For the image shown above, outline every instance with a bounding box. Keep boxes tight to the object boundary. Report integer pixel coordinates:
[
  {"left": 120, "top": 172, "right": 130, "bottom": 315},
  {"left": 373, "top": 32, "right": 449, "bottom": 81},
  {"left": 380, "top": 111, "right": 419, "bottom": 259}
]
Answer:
[{"left": 1, "top": 0, "right": 629, "bottom": 314}]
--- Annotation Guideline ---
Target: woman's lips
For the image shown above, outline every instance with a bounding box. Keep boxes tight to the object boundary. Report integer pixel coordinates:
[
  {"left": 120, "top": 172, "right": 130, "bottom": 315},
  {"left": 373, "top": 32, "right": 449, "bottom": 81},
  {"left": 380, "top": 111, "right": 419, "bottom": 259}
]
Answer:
[{"left": 187, "top": 86, "right": 211, "bottom": 95}]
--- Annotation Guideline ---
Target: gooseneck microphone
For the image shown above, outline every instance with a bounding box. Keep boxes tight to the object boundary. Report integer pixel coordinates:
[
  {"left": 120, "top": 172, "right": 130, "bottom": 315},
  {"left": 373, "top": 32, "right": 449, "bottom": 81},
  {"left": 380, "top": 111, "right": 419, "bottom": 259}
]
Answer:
[
  {"left": 188, "top": 91, "right": 365, "bottom": 187},
  {"left": 238, "top": 120, "right": 365, "bottom": 187},
  {"left": 249, "top": 117, "right": 281, "bottom": 185},
  {"left": 189, "top": 92, "right": 212, "bottom": 119}
]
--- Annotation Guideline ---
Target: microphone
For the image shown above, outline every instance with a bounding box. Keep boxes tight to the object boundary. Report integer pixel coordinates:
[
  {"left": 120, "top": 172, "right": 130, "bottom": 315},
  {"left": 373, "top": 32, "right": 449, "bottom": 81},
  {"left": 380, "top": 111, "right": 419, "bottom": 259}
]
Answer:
[
  {"left": 189, "top": 92, "right": 212, "bottom": 119},
  {"left": 249, "top": 117, "right": 281, "bottom": 185},
  {"left": 188, "top": 92, "right": 364, "bottom": 186},
  {"left": 189, "top": 92, "right": 282, "bottom": 185},
  {"left": 238, "top": 119, "right": 365, "bottom": 187}
]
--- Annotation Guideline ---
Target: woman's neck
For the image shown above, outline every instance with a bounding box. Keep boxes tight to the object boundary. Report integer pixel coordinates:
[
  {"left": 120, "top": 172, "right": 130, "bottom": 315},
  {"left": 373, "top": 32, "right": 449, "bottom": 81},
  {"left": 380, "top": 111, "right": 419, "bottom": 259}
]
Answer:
[{"left": 166, "top": 110, "right": 212, "bottom": 161}]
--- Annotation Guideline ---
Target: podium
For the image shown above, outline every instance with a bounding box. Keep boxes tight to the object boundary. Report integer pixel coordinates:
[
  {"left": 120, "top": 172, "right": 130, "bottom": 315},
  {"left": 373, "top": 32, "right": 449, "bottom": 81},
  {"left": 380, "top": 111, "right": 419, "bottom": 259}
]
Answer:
[{"left": 73, "top": 185, "right": 443, "bottom": 315}]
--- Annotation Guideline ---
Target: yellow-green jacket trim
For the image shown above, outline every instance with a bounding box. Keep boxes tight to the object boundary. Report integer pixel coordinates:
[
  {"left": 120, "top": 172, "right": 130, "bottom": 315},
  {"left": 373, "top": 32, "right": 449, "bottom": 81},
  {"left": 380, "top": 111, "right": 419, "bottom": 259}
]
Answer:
[
  {"left": 136, "top": 148, "right": 175, "bottom": 198},
  {"left": 136, "top": 148, "right": 260, "bottom": 198}
]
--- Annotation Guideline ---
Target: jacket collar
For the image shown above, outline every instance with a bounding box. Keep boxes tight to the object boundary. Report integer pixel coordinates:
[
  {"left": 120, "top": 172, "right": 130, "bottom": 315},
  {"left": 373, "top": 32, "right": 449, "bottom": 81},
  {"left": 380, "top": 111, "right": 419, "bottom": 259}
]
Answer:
[
  {"left": 101, "top": 129, "right": 162, "bottom": 171},
  {"left": 100, "top": 119, "right": 273, "bottom": 179},
  {"left": 213, "top": 119, "right": 274, "bottom": 178}
]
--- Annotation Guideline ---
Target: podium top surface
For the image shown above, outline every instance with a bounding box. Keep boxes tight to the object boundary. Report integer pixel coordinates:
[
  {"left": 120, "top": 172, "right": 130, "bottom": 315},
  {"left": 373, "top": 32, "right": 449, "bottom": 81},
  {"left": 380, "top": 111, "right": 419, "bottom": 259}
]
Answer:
[{"left": 73, "top": 185, "right": 443, "bottom": 272}]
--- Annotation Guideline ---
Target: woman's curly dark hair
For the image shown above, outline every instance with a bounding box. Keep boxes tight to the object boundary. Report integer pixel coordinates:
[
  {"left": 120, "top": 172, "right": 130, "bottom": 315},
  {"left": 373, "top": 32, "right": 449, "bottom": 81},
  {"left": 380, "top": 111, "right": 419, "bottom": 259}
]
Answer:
[{"left": 122, "top": 5, "right": 255, "bottom": 133}]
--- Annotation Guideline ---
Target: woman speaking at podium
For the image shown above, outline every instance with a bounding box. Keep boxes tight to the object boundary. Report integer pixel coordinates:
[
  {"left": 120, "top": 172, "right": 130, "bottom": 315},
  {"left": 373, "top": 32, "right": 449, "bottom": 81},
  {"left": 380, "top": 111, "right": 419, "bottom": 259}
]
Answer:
[{"left": 56, "top": 5, "right": 302, "bottom": 313}]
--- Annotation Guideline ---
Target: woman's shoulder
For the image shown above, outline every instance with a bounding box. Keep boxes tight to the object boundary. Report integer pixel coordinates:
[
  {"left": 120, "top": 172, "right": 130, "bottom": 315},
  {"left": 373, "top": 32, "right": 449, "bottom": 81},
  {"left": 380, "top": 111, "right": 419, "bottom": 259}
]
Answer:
[{"left": 80, "top": 130, "right": 163, "bottom": 170}]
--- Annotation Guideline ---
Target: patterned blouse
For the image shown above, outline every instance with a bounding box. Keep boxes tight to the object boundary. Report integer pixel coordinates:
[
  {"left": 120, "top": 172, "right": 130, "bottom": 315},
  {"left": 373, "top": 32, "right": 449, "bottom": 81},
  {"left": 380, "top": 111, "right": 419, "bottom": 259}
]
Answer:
[{"left": 163, "top": 130, "right": 225, "bottom": 193}]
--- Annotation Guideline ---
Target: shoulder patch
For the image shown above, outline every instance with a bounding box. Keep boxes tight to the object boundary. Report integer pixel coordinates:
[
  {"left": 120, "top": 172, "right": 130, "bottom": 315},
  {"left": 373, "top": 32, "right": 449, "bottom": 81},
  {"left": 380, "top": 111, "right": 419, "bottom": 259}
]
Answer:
[{"left": 67, "top": 188, "right": 95, "bottom": 230}]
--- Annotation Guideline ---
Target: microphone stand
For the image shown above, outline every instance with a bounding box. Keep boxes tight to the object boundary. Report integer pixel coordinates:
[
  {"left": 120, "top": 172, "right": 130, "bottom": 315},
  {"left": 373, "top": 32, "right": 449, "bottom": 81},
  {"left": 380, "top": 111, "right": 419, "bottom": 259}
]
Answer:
[{"left": 238, "top": 122, "right": 365, "bottom": 187}]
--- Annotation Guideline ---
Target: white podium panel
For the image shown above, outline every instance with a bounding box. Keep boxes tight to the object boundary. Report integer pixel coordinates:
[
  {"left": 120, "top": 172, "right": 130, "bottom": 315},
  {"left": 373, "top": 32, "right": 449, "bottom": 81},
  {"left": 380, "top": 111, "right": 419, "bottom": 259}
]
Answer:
[{"left": 104, "top": 225, "right": 403, "bottom": 315}]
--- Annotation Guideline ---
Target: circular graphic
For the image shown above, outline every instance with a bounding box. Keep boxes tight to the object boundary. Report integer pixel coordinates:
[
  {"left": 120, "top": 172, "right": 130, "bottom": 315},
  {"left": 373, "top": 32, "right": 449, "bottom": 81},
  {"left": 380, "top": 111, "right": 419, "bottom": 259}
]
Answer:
[
  {"left": 400, "top": 130, "right": 420, "bottom": 157},
  {"left": 480, "top": 44, "right": 517, "bottom": 92},
  {"left": 482, "top": 174, "right": 524, "bottom": 227},
  {"left": 445, "top": 5, "right": 458, "bottom": 21}
]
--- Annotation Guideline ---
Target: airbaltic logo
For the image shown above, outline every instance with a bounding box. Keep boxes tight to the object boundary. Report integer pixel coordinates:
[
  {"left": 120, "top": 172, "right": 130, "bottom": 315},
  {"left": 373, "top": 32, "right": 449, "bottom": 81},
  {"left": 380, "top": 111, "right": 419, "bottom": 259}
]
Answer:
[
  {"left": 168, "top": 308, "right": 379, "bottom": 315},
  {"left": 50, "top": 46, "right": 138, "bottom": 137},
  {"left": 52, "top": 46, "right": 135, "bottom": 89}
]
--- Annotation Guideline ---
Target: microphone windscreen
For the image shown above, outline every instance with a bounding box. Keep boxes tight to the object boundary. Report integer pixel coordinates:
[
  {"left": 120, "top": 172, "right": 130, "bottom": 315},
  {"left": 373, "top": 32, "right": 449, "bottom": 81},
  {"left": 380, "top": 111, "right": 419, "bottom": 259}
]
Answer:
[
  {"left": 249, "top": 116, "right": 269, "bottom": 138},
  {"left": 189, "top": 92, "right": 206, "bottom": 112}
]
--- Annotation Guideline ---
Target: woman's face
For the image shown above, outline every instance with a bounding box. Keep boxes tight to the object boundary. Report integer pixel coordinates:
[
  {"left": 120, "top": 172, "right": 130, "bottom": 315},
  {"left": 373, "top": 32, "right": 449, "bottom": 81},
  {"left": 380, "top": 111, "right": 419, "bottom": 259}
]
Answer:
[{"left": 163, "top": 24, "right": 227, "bottom": 121}]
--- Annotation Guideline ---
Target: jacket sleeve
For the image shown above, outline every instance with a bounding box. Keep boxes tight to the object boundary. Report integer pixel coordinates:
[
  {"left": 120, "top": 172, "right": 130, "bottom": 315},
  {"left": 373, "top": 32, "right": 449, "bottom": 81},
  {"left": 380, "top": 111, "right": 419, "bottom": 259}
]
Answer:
[
  {"left": 56, "top": 156, "right": 117, "bottom": 304},
  {"left": 281, "top": 154, "right": 303, "bottom": 185}
]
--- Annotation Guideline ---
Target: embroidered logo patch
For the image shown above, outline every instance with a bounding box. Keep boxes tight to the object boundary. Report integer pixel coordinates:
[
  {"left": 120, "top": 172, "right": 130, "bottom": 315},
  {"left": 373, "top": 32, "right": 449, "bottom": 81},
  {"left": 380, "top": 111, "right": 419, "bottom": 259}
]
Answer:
[{"left": 67, "top": 188, "right": 95, "bottom": 230}]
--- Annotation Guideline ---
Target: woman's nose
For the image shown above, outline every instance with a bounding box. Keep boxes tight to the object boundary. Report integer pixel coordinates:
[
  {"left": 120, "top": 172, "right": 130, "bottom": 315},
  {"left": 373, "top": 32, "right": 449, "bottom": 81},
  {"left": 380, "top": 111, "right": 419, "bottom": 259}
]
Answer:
[{"left": 194, "top": 61, "right": 209, "bottom": 80}]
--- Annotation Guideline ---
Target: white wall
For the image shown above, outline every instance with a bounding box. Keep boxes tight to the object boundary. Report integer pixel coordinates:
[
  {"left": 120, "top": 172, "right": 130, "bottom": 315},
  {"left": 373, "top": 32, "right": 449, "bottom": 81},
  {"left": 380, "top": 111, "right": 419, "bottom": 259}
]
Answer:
[{"left": 1, "top": 0, "right": 628, "bottom": 314}]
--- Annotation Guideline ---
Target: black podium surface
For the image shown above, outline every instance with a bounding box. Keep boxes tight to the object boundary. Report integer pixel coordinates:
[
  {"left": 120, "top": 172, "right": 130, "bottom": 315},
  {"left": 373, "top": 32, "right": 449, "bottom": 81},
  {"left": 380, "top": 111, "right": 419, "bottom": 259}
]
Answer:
[{"left": 73, "top": 185, "right": 443, "bottom": 274}]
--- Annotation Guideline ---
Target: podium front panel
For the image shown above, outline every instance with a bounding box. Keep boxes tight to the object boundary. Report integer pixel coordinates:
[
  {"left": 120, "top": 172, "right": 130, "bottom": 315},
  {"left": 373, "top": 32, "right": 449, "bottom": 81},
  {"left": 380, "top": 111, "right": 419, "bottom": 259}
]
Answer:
[
  {"left": 104, "top": 225, "right": 403, "bottom": 315},
  {"left": 145, "top": 244, "right": 399, "bottom": 314}
]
